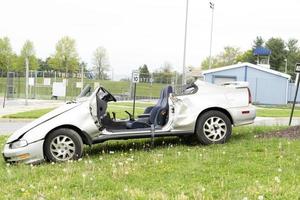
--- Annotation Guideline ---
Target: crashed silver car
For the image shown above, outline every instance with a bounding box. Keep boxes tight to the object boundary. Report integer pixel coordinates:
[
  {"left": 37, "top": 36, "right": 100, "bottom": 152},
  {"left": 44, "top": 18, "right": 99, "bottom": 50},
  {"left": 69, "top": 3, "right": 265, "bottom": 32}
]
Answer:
[{"left": 2, "top": 80, "right": 256, "bottom": 164}]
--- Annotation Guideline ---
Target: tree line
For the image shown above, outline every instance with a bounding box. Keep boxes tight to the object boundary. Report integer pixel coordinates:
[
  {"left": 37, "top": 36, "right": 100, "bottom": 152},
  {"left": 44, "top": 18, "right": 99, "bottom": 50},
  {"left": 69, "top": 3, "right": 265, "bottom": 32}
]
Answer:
[
  {"left": 201, "top": 36, "right": 300, "bottom": 78},
  {"left": 0, "top": 36, "right": 110, "bottom": 79}
]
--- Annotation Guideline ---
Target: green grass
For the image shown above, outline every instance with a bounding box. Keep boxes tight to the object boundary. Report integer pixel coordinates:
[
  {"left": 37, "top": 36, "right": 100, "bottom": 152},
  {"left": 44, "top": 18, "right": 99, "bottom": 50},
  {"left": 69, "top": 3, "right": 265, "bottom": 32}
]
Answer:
[
  {"left": 2, "top": 108, "right": 55, "bottom": 119},
  {"left": 1, "top": 126, "right": 300, "bottom": 199},
  {"left": 256, "top": 108, "right": 300, "bottom": 117}
]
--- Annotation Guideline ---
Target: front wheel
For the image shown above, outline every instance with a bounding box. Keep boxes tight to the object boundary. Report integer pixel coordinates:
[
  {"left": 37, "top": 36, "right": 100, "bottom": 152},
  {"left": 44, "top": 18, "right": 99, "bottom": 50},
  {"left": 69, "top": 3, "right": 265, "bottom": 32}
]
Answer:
[
  {"left": 195, "top": 111, "right": 232, "bottom": 145},
  {"left": 44, "top": 128, "right": 83, "bottom": 162}
]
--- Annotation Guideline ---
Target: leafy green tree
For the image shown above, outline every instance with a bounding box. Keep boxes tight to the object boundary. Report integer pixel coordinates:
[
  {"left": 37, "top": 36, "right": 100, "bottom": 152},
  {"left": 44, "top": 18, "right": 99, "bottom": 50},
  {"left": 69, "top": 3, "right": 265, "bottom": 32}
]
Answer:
[
  {"left": 252, "top": 36, "right": 264, "bottom": 49},
  {"left": 236, "top": 36, "right": 265, "bottom": 64},
  {"left": 48, "top": 36, "right": 80, "bottom": 74},
  {"left": 236, "top": 49, "right": 256, "bottom": 64},
  {"left": 38, "top": 57, "right": 52, "bottom": 71},
  {"left": 92, "top": 47, "right": 110, "bottom": 80},
  {"left": 265, "top": 38, "right": 287, "bottom": 71},
  {"left": 0, "top": 37, "right": 13, "bottom": 72},
  {"left": 139, "top": 64, "right": 150, "bottom": 81},
  {"left": 201, "top": 46, "right": 242, "bottom": 70},
  {"left": 17, "top": 40, "right": 38, "bottom": 71},
  {"left": 286, "top": 39, "right": 300, "bottom": 78}
]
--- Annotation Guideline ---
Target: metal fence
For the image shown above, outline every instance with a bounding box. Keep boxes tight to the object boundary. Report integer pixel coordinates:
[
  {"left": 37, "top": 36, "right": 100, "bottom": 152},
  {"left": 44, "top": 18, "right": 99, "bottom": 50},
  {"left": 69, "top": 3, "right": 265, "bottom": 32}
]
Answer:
[{"left": 0, "top": 71, "right": 183, "bottom": 101}]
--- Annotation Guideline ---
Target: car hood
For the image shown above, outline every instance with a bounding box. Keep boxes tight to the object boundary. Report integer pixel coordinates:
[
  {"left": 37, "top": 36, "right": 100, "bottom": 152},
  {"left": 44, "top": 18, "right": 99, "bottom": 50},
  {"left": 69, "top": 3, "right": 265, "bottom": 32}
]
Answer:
[{"left": 6, "top": 103, "right": 80, "bottom": 143}]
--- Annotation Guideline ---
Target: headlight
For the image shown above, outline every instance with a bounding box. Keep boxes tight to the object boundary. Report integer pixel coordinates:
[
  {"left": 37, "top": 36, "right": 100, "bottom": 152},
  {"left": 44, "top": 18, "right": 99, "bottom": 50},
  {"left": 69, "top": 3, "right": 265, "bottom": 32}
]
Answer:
[{"left": 9, "top": 140, "right": 28, "bottom": 149}]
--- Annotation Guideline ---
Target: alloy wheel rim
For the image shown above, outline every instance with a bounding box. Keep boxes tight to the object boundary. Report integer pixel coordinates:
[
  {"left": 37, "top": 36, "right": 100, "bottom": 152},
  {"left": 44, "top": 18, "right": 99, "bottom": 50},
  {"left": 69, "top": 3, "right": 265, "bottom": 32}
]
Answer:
[
  {"left": 203, "top": 116, "right": 227, "bottom": 142},
  {"left": 50, "top": 135, "right": 76, "bottom": 161}
]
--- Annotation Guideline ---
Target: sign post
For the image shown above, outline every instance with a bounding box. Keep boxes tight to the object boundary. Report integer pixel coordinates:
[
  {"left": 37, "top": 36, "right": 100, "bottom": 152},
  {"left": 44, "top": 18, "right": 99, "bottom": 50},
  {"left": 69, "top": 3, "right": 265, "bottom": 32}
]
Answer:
[
  {"left": 289, "top": 63, "right": 300, "bottom": 126},
  {"left": 132, "top": 71, "right": 139, "bottom": 119}
]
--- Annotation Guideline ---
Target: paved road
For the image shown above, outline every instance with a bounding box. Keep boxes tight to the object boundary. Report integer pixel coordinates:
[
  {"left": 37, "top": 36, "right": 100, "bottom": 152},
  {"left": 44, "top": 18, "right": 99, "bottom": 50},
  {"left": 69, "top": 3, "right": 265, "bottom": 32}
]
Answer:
[
  {"left": 0, "top": 119, "right": 33, "bottom": 135},
  {"left": 1, "top": 117, "right": 300, "bottom": 136},
  {"left": 252, "top": 117, "right": 300, "bottom": 126},
  {"left": 0, "top": 98, "right": 63, "bottom": 117}
]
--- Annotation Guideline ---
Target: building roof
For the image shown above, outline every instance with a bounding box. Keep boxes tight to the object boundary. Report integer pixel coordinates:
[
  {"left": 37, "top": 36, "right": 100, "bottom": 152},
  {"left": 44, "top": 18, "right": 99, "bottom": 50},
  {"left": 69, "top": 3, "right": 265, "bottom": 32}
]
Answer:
[{"left": 202, "top": 62, "right": 291, "bottom": 79}]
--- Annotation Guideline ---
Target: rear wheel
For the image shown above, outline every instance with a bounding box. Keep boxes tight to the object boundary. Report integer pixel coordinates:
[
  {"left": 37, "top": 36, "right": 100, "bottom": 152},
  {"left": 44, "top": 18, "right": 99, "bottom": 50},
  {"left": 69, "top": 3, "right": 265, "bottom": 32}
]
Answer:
[
  {"left": 195, "top": 111, "right": 232, "bottom": 145},
  {"left": 44, "top": 128, "right": 83, "bottom": 162}
]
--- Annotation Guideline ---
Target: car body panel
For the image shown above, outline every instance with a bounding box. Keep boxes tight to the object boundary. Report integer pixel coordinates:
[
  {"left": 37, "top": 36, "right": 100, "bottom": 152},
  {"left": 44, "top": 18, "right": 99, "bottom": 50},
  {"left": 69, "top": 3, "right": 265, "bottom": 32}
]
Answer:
[{"left": 3, "top": 140, "right": 44, "bottom": 164}]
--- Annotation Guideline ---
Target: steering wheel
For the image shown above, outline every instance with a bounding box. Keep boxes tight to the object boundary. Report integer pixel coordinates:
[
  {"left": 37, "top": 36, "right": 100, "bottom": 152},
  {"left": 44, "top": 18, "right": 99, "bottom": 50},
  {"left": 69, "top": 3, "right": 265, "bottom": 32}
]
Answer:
[{"left": 101, "top": 87, "right": 117, "bottom": 102}]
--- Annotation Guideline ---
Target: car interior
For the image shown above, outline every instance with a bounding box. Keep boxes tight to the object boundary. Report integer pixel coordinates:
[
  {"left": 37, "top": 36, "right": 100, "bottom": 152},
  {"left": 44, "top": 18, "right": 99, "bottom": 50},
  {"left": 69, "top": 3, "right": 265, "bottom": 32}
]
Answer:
[{"left": 95, "top": 86, "right": 173, "bottom": 132}]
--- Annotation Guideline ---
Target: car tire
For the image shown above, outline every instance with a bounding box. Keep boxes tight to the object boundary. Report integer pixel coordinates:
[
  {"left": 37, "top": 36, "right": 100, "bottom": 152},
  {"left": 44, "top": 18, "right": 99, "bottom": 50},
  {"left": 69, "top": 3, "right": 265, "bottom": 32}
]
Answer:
[
  {"left": 44, "top": 128, "right": 83, "bottom": 162},
  {"left": 195, "top": 110, "right": 232, "bottom": 145}
]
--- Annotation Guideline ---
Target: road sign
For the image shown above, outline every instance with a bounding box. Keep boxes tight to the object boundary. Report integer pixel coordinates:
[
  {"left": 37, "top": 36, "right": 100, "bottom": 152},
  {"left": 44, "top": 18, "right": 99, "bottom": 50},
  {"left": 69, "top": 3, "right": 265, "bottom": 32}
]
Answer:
[
  {"left": 132, "top": 71, "right": 139, "bottom": 83},
  {"left": 295, "top": 63, "right": 300, "bottom": 73}
]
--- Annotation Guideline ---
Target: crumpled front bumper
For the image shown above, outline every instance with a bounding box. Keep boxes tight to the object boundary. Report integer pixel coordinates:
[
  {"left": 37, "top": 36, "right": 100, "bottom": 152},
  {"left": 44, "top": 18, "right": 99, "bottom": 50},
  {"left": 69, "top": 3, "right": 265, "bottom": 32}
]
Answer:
[{"left": 2, "top": 140, "right": 45, "bottom": 164}]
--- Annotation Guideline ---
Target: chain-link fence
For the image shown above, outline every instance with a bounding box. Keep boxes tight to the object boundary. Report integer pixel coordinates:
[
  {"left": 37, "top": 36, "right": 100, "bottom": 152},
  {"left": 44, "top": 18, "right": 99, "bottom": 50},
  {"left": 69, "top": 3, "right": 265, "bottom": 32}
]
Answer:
[{"left": 0, "top": 71, "right": 185, "bottom": 101}]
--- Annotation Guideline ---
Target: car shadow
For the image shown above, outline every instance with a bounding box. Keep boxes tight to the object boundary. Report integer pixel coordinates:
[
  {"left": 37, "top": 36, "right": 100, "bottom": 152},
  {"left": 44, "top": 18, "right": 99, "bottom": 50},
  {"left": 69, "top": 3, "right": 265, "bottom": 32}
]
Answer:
[{"left": 84, "top": 136, "right": 197, "bottom": 157}]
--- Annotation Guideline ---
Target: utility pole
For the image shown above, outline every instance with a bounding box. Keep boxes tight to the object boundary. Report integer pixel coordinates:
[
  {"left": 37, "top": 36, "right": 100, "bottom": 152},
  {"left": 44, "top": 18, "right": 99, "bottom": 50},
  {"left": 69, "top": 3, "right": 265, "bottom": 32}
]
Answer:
[
  {"left": 208, "top": 2, "right": 215, "bottom": 69},
  {"left": 25, "top": 57, "right": 29, "bottom": 106},
  {"left": 81, "top": 62, "right": 84, "bottom": 91},
  {"left": 182, "top": 0, "right": 189, "bottom": 86}
]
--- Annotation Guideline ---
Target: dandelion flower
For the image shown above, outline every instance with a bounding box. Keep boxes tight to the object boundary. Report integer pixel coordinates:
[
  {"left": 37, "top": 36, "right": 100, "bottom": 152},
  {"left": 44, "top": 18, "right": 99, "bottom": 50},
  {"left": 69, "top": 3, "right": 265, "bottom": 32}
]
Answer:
[{"left": 258, "top": 195, "right": 264, "bottom": 200}]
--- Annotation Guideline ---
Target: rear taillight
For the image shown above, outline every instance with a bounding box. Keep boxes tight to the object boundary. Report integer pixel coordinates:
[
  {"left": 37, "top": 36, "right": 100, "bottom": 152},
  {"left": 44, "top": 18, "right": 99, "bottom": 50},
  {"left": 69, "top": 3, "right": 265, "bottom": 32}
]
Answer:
[{"left": 247, "top": 87, "right": 252, "bottom": 104}]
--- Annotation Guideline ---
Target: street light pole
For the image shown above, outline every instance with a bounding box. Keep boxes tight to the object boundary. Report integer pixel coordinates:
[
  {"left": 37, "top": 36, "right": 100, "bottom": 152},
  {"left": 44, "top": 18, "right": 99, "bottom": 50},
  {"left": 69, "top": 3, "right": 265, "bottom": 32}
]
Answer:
[
  {"left": 208, "top": 2, "right": 215, "bottom": 69},
  {"left": 25, "top": 57, "right": 29, "bottom": 106},
  {"left": 182, "top": 0, "right": 189, "bottom": 86}
]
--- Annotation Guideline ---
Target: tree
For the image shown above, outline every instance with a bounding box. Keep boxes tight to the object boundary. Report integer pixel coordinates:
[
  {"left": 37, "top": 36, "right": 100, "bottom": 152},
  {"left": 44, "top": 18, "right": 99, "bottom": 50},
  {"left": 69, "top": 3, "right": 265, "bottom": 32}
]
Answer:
[
  {"left": 18, "top": 40, "right": 38, "bottom": 71},
  {"left": 38, "top": 57, "right": 51, "bottom": 71},
  {"left": 153, "top": 62, "right": 174, "bottom": 84},
  {"left": 0, "top": 37, "right": 13, "bottom": 72},
  {"left": 236, "top": 49, "right": 256, "bottom": 64},
  {"left": 92, "top": 47, "right": 110, "bottom": 80},
  {"left": 139, "top": 64, "right": 150, "bottom": 81},
  {"left": 48, "top": 36, "right": 80, "bottom": 75},
  {"left": 286, "top": 39, "right": 300, "bottom": 78},
  {"left": 252, "top": 36, "right": 264, "bottom": 49},
  {"left": 265, "top": 38, "right": 287, "bottom": 71},
  {"left": 201, "top": 46, "right": 242, "bottom": 69}
]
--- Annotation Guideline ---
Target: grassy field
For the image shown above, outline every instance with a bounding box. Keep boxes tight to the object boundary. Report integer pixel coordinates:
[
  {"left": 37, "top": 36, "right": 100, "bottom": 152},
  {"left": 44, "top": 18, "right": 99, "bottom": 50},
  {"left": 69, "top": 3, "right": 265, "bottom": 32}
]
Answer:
[
  {"left": 0, "top": 126, "right": 300, "bottom": 199},
  {"left": 256, "top": 107, "right": 300, "bottom": 117},
  {"left": 2, "top": 108, "right": 55, "bottom": 119}
]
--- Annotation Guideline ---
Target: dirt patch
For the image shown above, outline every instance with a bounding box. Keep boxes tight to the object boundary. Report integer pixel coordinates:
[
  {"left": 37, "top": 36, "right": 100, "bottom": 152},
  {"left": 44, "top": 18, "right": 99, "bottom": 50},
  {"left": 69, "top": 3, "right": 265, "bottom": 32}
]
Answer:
[{"left": 257, "top": 126, "right": 300, "bottom": 139}]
